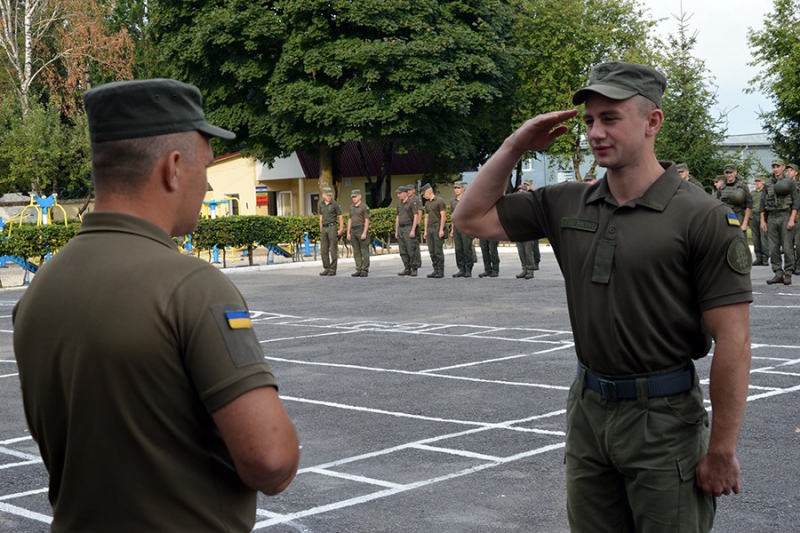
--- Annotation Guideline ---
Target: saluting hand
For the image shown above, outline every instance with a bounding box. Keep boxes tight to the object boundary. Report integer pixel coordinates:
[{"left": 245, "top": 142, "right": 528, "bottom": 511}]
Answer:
[{"left": 507, "top": 109, "right": 578, "bottom": 154}]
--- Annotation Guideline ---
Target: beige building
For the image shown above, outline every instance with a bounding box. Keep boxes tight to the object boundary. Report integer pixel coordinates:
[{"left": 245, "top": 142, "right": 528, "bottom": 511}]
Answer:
[{"left": 206, "top": 145, "right": 458, "bottom": 218}]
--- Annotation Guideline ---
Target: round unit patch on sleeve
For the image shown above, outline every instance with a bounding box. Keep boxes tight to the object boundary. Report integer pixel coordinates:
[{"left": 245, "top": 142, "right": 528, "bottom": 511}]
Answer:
[{"left": 726, "top": 236, "right": 752, "bottom": 274}]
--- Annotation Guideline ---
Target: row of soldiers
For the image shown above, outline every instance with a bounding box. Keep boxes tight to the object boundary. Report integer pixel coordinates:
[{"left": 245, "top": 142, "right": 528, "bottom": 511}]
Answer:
[
  {"left": 698, "top": 158, "right": 800, "bottom": 286},
  {"left": 317, "top": 158, "right": 800, "bottom": 282}
]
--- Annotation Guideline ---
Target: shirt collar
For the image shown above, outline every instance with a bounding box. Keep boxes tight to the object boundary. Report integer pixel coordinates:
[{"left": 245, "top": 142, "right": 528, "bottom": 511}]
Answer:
[
  {"left": 584, "top": 162, "right": 681, "bottom": 212},
  {"left": 78, "top": 212, "right": 178, "bottom": 250}
]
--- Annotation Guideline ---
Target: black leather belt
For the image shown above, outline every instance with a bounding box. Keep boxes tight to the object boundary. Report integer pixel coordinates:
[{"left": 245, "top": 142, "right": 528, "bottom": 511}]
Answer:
[
  {"left": 399, "top": 223, "right": 412, "bottom": 227},
  {"left": 322, "top": 222, "right": 337, "bottom": 227},
  {"left": 580, "top": 364, "right": 694, "bottom": 400}
]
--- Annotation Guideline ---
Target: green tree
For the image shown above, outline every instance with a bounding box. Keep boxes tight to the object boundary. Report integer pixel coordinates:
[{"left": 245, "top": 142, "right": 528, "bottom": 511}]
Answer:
[
  {"left": 747, "top": 0, "right": 800, "bottom": 163},
  {"left": 149, "top": 0, "right": 286, "bottom": 158},
  {"left": 151, "top": 0, "right": 515, "bottom": 207},
  {"left": 510, "top": 0, "right": 655, "bottom": 182},
  {"left": 654, "top": 12, "right": 728, "bottom": 189},
  {"left": 0, "top": 99, "right": 91, "bottom": 196}
]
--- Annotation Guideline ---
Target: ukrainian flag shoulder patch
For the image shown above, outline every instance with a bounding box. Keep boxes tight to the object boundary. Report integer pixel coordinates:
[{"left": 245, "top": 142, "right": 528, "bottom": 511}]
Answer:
[
  {"left": 726, "top": 213, "right": 741, "bottom": 227},
  {"left": 225, "top": 310, "right": 252, "bottom": 330}
]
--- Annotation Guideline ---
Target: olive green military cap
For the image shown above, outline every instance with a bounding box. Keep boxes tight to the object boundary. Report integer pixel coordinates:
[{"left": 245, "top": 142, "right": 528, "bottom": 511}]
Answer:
[
  {"left": 675, "top": 163, "right": 689, "bottom": 172},
  {"left": 420, "top": 183, "right": 433, "bottom": 193},
  {"left": 754, "top": 175, "right": 765, "bottom": 181},
  {"left": 724, "top": 163, "right": 737, "bottom": 172},
  {"left": 453, "top": 181, "right": 466, "bottom": 188},
  {"left": 350, "top": 189, "right": 361, "bottom": 197},
  {"left": 572, "top": 62, "right": 667, "bottom": 108},
  {"left": 584, "top": 173, "right": 597, "bottom": 180},
  {"left": 772, "top": 158, "right": 785, "bottom": 166},
  {"left": 396, "top": 185, "right": 408, "bottom": 193},
  {"left": 321, "top": 187, "right": 333, "bottom": 194},
  {"left": 523, "top": 179, "right": 533, "bottom": 185},
  {"left": 787, "top": 163, "right": 799, "bottom": 171},
  {"left": 714, "top": 175, "right": 726, "bottom": 182},
  {"left": 84, "top": 79, "right": 235, "bottom": 143}
]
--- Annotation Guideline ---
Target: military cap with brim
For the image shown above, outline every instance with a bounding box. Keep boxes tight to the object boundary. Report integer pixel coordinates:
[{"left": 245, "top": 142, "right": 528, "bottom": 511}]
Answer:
[
  {"left": 453, "top": 181, "right": 465, "bottom": 187},
  {"left": 396, "top": 186, "right": 408, "bottom": 193},
  {"left": 322, "top": 187, "right": 333, "bottom": 194},
  {"left": 675, "top": 163, "right": 689, "bottom": 172},
  {"left": 350, "top": 189, "right": 361, "bottom": 197},
  {"left": 724, "top": 164, "right": 737, "bottom": 172},
  {"left": 714, "top": 175, "right": 726, "bottom": 182},
  {"left": 754, "top": 176, "right": 765, "bottom": 181},
  {"left": 420, "top": 184, "right": 432, "bottom": 193},
  {"left": 787, "top": 163, "right": 799, "bottom": 171},
  {"left": 772, "top": 158, "right": 785, "bottom": 166},
  {"left": 84, "top": 79, "right": 235, "bottom": 143},
  {"left": 572, "top": 62, "right": 667, "bottom": 108}
]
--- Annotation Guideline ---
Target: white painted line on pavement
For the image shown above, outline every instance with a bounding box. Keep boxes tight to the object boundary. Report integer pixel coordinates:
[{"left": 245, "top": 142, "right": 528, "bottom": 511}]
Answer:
[
  {"left": 0, "top": 501, "right": 51, "bottom": 524},
  {"left": 305, "top": 468, "right": 403, "bottom": 489}
]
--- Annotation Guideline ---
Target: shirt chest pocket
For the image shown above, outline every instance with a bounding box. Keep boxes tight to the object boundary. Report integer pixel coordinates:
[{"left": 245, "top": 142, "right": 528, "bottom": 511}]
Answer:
[{"left": 560, "top": 217, "right": 614, "bottom": 284}]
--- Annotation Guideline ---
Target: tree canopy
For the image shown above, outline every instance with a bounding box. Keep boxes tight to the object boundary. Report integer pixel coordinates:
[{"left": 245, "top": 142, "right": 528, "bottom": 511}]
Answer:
[
  {"left": 747, "top": 0, "right": 800, "bottom": 163},
  {"left": 654, "top": 12, "right": 728, "bottom": 188}
]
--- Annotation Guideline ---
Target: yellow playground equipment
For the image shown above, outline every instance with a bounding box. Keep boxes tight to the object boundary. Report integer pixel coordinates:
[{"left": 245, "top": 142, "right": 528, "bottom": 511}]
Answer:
[{"left": 9, "top": 194, "right": 70, "bottom": 229}]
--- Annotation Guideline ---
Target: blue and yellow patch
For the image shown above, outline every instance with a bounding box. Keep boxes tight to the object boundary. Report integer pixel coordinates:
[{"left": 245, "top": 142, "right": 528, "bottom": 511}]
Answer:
[
  {"left": 225, "top": 310, "right": 252, "bottom": 330},
  {"left": 726, "top": 213, "right": 741, "bottom": 227}
]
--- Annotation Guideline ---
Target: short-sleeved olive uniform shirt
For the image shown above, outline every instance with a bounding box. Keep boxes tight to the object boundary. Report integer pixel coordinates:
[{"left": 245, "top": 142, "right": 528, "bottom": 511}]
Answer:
[
  {"left": 349, "top": 202, "right": 370, "bottom": 227},
  {"left": 13, "top": 213, "right": 277, "bottom": 533},
  {"left": 425, "top": 196, "right": 447, "bottom": 231},
  {"left": 497, "top": 164, "right": 753, "bottom": 376},
  {"left": 319, "top": 199, "right": 342, "bottom": 224},
  {"left": 396, "top": 198, "right": 414, "bottom": 225}
]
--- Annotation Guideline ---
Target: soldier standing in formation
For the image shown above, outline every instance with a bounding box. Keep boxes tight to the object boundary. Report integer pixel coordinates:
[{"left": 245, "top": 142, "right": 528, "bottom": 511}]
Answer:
[
  {"left": 407, "top": 184, "right": 424, "bottom": 273},
  {"left": 514, "top": 184, "right": 536, "bottom": 279},
  {"left": 715, "top": 163, "right": 752, "bottom": 230},
  {"left": 395, "top": 186, "right": 419, "bottom": 277},
  {"left": 318, "top": 187, "right": 343, "bottom": 276},
  {"left": 761, "top": 158, "right": 799, "bottom": 285},
  {"left": 450, "top": 181, "right": 475, "bottom": 277},
  {"left": 676, "top": 162, "right": 704, "bottom": 189},
  {"left": 347, "top": 189, "right": 371, "bottom": 277},
  {"left": 749, "top": 175, "right": 769, "bottom": 266},
  {"left": 422, "top": 184, "right": 447, "bottom": 278},
  {"left": 787, "top": 163, "right": 800, "bottom": 273}
]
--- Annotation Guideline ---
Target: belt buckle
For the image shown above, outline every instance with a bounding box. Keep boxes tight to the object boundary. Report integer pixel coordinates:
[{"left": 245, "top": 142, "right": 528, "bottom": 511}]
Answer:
[{"left": 598, "top": 379, "right": 617, "bottom": 400}]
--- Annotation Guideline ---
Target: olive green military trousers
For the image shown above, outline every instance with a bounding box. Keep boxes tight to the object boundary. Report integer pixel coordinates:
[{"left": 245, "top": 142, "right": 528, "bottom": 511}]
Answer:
[
  {"left": 565, "top": 368, "right": 715, "bottom": 533},
  {"left": 349, "top": 225, "right": 370, "bottom": 273},
  {"left": 767, "top": 210, "right": 795, "bottom": 275},
  {"left": 516, "top": 241, "right": 536, "bottom": 272},
  {"left": 452, "top": 227, "right": 475, "bottom": 273},
  {"left": 397, "top": 225, "right": 417, "bottom": 270},
  {"left": 320, "top": 225, "right": 339, "bottom": 272}
]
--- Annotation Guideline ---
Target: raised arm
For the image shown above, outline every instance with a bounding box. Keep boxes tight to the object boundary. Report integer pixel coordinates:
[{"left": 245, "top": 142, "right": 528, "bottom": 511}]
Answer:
[
  {"left": 695, "top": 302, "right": 751, "bottom": 497},
  {"left": 453, "top": 109, "right": 577, "bottom": 240}
]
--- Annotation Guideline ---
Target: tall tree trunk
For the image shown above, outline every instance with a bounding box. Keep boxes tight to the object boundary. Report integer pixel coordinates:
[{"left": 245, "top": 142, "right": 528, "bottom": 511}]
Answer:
[
  {"left": 319, "top": 142, "right": 333, "bottom": 194},
  {"left": 378, "top": 141, "right": 394, "bottom": 208}
]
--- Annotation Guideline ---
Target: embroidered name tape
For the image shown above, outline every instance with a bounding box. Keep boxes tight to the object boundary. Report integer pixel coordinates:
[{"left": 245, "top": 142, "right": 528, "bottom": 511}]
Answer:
[
  {"left": 225, "top": 310, "right": 252, "bottom": 329},
  {"left": 726, "top": 213, "right": 740, "bottom": 227}
]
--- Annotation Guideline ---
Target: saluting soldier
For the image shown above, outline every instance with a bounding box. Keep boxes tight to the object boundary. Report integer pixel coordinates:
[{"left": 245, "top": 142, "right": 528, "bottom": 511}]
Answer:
[
  {"left": 749, "top": 175, "right": 769, "bottom": 266},
  {"left": 421, "top": 184, "right": 447, "bottom": 278},
  {"left": 454, "top": 61, "right": 752, "bottom": 533},
  {"left": 347, "top": 190, "right": 370, "bottom": 277},
  {"left": 318, "top": 187, "right": 343, "bottom": 276},
  {"left": 761, "top": 158, "right": 800, "bottom": 285},
  {"left": 715, "top": 163, "right": 752, "bottom": 230},
  {"left": 450, "top": 181, "right": 475, "bottom": 277}
]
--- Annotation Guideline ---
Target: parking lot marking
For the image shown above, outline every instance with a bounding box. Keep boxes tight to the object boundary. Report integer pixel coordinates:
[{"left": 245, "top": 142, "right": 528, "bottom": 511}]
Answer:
[{"left": 305, "top": 468, "right": 404, "bottom": 489}]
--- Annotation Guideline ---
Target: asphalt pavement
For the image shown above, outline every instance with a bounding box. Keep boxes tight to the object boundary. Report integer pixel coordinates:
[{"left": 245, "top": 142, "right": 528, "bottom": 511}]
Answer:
[{"left": 0, "top": 246, "right": 797, "bottom": 532}]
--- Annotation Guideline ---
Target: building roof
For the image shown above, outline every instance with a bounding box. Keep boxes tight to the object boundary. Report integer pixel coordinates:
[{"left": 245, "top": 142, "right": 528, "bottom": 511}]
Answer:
[{"left": 720, "top": 133, "right": 771, "bottom": 147}]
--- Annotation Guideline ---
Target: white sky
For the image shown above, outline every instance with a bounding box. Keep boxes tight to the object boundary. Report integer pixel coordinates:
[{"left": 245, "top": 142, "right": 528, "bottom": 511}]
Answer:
[{"left": 639, "top": 0, "right": 774, "bottom": 135}]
